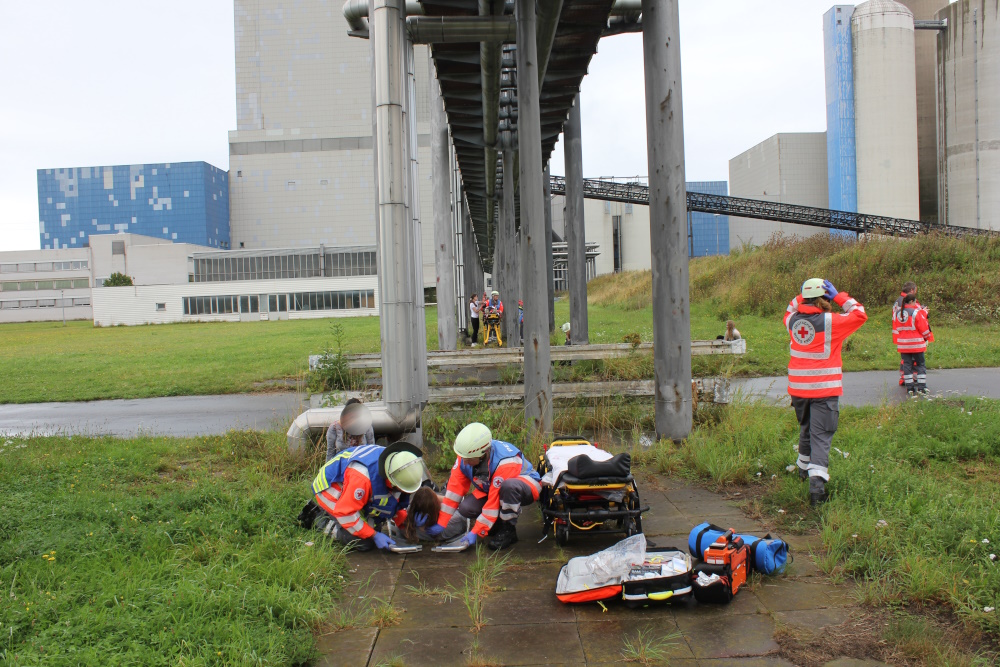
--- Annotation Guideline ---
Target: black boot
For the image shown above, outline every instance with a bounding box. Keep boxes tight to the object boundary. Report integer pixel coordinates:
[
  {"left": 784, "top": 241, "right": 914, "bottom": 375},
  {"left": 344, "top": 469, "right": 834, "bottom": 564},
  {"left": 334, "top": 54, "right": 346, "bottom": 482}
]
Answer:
[
  {"left": 798, "top": 468, "right": 808, "bottom": 482},
  {"left": 810, "top": 490, "right": 829, "bottom": 506},
  {"left": 487, "top": 520, "right": 519, "bottom": 550},
  {"left": 297, "top": 500, "right": 323, "bottom": 529},
  {"left": 917, "top": 384, "right": 928, "bottom": 395}
]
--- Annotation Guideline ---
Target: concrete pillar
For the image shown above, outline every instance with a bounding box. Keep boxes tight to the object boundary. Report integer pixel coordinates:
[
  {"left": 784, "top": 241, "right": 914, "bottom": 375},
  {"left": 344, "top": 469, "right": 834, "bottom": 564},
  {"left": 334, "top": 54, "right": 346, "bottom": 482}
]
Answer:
[
  {"left": 462, "top": 205, "right": 477, "bottom": 339},
  {"left": 497, "top": 149, "right": 518, "bottom": 344},
  {"left": 564, "top": 93, "right": 589, "bottom": 344},
  {"left": 543, "top": 163, "right": 555, "bottom": 332},
  {"left": 642, "top": 0, "right": 692, "bottom": 441},
  {"left": 516, "top": 0, "right": 553, "bottom": 437},
  {"left": 430, "top": 56, "right": 457, "bottom": 351},
  {"left": 405, "top": 42, "right": 429, "bottom": 405},
  {"left": 372, "top": 0, "right": 417, "bottom": 421}
]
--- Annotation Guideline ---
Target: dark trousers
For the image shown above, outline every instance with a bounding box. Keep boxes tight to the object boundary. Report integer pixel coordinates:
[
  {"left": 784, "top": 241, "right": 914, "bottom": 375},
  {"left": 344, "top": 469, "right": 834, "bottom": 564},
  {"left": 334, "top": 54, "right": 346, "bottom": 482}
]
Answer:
[
  {"left": 900, "top": 352, "right": 926, "bottom": 388},
  {"left": 791, "top": 396, "right": 839, "bottom": 494},
  {"left": 470, "top": 318, "right": 480, "bottom": 342}
]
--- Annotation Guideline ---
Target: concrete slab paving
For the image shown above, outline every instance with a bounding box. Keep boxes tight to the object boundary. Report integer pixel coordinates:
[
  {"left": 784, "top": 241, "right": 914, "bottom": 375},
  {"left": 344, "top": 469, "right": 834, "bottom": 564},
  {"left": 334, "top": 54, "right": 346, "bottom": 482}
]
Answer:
[
  {"left": 823, "top": 659, "right": 894, "bottom": 667},
  {"left": 317, "top": 472, "right": 859, "bottom": 666}
]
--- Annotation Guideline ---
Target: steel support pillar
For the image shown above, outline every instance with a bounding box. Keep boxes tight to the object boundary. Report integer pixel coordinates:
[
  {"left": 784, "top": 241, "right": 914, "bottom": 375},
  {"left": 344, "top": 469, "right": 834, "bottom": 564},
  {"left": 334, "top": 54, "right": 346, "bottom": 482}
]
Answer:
[
  {"left": 497, "top": 149, "right": 518, "bottom": 344},
  {"left": 372, "top": 0, "right": 418, "bottom": 421},
  {"left": 642, "top": 0, "right": 692, "bottom": 441},
  {"left": 430, "top": 56, "right": 457, "bottom": 350},
  {"left": 462, "top": 205, "right": 478, "bottom": 338},
  {"left": 405, "top": 42, "right": 429, "bottom": 407},
  {"left": 516, "top": 0, "right": 553, "bottom": 437},
  {"left": 564, "top": 93, "right": 589, "bottom": 344},
  {"left": 543, "top": 162, "right": 555, "bottom": 332}
]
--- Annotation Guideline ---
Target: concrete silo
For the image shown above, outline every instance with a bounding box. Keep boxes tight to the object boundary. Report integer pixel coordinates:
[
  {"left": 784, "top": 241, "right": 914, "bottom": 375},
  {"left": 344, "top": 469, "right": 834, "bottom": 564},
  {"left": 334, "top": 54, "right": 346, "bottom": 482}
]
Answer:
[
  {"left": 852, "top": 0, "right": 921, "bottom": 220},
  {"left": 936, "top": 1, "right": 999, "bottom": 230}
]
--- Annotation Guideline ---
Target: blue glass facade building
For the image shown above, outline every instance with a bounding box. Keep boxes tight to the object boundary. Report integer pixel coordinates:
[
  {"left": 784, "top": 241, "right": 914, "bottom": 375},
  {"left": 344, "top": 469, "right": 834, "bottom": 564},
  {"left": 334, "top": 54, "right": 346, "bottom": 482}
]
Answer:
[
  {"left": 686, "top": 181, "right": 729, "bottom": 257},
  {"left": 37, "top": 161, "right": 229, "bottom": 250},
  {"left": 823, "top": 5, "right": 858, "bottom": 219}
]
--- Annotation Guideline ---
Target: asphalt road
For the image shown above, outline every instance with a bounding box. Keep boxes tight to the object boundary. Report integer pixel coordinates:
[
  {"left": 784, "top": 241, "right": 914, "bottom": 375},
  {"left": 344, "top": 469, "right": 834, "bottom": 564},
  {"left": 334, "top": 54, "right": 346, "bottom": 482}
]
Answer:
[{"left": 1, "top": 367, "right": 996, "bottom": 438}]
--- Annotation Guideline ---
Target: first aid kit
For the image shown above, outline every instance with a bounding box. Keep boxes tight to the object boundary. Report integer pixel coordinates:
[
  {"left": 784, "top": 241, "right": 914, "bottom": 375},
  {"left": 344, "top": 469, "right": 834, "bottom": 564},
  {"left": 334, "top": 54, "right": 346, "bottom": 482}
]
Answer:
[
  {"left": 692, "top": 529, "right": 749, "bottom": 604},
  {"left": 688, "top": 522, "right": 789, "bottom": 575}
]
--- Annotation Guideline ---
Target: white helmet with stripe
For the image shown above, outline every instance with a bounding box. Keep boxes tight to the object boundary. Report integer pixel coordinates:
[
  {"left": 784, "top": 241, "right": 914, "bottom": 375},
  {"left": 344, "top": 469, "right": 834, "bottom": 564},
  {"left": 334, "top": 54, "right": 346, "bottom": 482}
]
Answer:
[
  {"left": 454, "top": 422, "right": 492, "bottom": 459},
  {"left": 801, "top": 278, "right": 825, "bottom": 299}
]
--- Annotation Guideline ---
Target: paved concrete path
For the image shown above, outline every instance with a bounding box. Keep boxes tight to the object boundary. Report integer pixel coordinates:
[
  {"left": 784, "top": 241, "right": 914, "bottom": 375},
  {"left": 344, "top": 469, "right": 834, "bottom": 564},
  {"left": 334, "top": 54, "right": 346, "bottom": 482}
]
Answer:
[
  {"left": 0, "top": 392, "right": 306, "bottom": 437},
  {"left": 314, "top": 474, "right": 887, "bottom": 667},
  {"left": 1, "top": 367, "right": 996, "bottom": 438}
]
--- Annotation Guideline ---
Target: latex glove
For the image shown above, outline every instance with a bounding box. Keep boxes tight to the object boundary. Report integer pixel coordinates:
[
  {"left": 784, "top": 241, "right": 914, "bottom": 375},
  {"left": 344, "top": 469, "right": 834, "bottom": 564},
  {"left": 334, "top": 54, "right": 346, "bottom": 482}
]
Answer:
[
  {"left": 822, "top": 280, "right": 839, "bottom": 301},
  {"left": 460, "top": 532, "right": 478, "bottom": 548},
  {"left": 425, "top": 523, "right": 445, "bottom": 538},
  {"left": 372, "top": 532, "right": 396, "bottom": 551},
  {"left": 413, "top": 512, "right": 429, "bottom": 528}
]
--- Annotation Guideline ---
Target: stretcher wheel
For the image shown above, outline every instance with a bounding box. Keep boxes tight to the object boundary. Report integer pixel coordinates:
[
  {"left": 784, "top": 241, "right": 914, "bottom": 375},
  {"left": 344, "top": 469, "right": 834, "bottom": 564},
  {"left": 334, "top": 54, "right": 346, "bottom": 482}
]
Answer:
[
  {"left": 556, "top": 524, "right": 570, "bottom": 546},
  {"left": 624, "top": 516, "right": 639, "bottom": 538}
]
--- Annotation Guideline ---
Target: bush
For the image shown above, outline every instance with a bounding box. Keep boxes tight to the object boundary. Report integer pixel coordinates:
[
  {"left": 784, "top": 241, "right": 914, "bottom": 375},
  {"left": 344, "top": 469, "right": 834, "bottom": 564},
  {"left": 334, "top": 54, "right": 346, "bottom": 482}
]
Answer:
[
  {"left": 102, "top": 272, "right": 133, "bottom": 287},
  {"left": 308, "top": 322, "right": 365, "bottom": 392}
]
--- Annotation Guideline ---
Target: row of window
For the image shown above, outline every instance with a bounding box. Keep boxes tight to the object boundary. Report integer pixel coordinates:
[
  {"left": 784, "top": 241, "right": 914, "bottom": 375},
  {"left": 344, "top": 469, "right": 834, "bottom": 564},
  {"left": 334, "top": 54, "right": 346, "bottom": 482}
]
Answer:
[
  {"left": 191, "top": 251, "right": 377, "bottom": 283},
  {"left": 0, "top": 260, "right": 88, "bottom": 273},
  {"left": 182, "top": 290, "right": 376, "bottom": 316},
  {"left": 2, "top": 279, "right": 90, "bottom": 292},
  {"left": 0, "top": 297, "right": 91, "bottom": 310}
]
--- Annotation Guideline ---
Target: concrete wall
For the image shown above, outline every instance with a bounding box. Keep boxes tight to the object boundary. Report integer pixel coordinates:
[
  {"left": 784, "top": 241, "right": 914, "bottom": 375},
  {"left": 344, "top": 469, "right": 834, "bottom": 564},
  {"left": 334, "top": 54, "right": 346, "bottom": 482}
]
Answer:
[
  {"left": 88, "top": 233, "right": 195, "bottom": 287},
  {"left": 229, "top": 1, "right": 437, "bottom": 287},
  {"left": 92, "top": 276, "right": 379, "bottom": 327},
  {"left": 728, "top": 133, "right": 829, "bottom": 249},
  {"left": 0, "top": 247, "right": 92, "bottom": 323}
]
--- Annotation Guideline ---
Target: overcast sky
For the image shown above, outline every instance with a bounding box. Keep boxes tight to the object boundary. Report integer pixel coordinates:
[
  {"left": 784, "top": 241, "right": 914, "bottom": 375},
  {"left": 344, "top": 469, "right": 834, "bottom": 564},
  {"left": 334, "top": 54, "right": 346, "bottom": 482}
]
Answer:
[{"left": 0, "top": 0, "right": 837, "bottom": 252}]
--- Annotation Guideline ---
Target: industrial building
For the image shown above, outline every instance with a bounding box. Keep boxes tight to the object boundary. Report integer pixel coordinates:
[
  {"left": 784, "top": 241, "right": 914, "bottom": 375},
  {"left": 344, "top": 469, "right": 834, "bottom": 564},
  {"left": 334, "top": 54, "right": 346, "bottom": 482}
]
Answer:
[
  {"left": 1, "top": 233, "right": 378, "bottom": 326},
  {"left": 728, "top": 133, "right": 830, "bottom": 249},
  {"left": 37, "top": 162, "right": 230, "bottom": 250},
  {"left": 227, "top": 1, "right": 439, "bottom": 287}
]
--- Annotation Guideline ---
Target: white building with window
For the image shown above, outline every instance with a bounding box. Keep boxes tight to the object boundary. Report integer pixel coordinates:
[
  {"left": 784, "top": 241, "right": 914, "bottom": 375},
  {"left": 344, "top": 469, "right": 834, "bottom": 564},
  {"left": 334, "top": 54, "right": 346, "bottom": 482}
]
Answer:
[{"left": 0, "top": 233, "right": 379, "bottom": 326}]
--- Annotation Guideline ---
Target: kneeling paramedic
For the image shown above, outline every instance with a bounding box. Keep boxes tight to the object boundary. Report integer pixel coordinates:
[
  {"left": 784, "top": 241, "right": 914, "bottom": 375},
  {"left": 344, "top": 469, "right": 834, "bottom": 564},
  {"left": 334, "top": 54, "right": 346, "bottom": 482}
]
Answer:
[
  {"left": 785, "top": 279, "right": 867, "bottom": 505},
  {"left": 429, "top": 422, "right": 541, "bottom": 550},
  {"left": 311, "top": 442, "right": 429, "bottom": 551}
]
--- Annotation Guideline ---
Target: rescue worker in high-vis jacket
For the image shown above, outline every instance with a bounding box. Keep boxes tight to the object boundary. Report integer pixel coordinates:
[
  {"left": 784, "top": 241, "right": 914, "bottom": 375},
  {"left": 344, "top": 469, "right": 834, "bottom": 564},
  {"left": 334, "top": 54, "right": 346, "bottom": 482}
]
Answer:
[
  {"left": 893, "top": 292, "right": 934, "bottom": 395},
  {"left": 785, "top": 278, "right": 867, "bottom": 505},
  {"left": 309, "top": 442, "right": 427, "bottom": 551},
  {"left": 430, "top": 422, "right": 542, "bottom": 550},
  {"left": 892, "top": 281, "right": 920, "bottom": 386}
]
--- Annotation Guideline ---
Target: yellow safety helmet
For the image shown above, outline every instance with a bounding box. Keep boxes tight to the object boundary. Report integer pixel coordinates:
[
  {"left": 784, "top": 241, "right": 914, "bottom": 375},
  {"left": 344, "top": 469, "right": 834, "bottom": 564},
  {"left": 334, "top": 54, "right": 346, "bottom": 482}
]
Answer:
[
  {"left": 379, "top": 441, "right": 425, "bottom": 494},
  {"left": 801, "top": 278, "right": 826, "bottom": 299},
  {"left": 454, "top": 422, "right": 493, "bottom": 459}
]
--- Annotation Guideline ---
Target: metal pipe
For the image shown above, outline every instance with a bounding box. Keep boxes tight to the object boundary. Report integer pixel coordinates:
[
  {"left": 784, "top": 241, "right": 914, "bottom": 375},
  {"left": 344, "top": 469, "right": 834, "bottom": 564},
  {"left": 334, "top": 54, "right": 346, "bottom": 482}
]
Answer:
[
  {"left": 499, "top": 150, "right": 518, "bottom": 343},
  {"left": 973, "top": 8, "right": 981, "bottom": 229},
  {"left": 406, "top": 16, "right": 516, "bottom": 43},
  {"left": 287, "top": 405, "right": 420, "bottom": 454},
  {"left": 343, "top": 0, "right": 425, "bottom": 36},
  {"left": 372, "top": 0, "right": 417, "bottom": 422},
  {"left": 516, "top": 0, "right": 553, "bottom": 437},
  {"left": 642, "top": 0, "right": 692, "bottom": 442},
  {"left": 564, "top": 94, "right": 589, "bottom": 344},
  {"left": 543, "top": 162, "right": 555, "bottom": 332},
  {"left": 405, "top": 41, "right": 429, "bottom": 408}
]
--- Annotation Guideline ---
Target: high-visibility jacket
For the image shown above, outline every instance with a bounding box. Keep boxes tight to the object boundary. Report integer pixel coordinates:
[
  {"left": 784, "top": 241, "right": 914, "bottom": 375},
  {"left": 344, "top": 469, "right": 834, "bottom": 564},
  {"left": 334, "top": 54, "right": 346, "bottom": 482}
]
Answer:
[
  {"left": 438, "top": 439, "right": 541, "bottom": 537},
  {"left": 784, "top": 291, "right": 868, "bottom": 398},
  {"left": 311, "top": 445, "right": 408, "bottom": 540},
  {"left": 485, "top": 297, "right": 504, "bottom": 316},
  {"left": 893, "top": 303, "right": 934, "bottom": 353}
]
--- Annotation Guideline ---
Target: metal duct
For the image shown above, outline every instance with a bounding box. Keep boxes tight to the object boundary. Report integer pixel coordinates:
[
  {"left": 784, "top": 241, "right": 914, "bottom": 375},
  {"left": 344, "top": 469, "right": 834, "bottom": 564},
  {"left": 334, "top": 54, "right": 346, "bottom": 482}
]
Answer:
[
  {"left": 407, "top": 16, "right": 516, "bottom": 43},
  {"left": 286, "top": 405, "right": 420, "bottom": 454},
  {"left": 343, "top": 0, "right": 425, "bottom": 37}
]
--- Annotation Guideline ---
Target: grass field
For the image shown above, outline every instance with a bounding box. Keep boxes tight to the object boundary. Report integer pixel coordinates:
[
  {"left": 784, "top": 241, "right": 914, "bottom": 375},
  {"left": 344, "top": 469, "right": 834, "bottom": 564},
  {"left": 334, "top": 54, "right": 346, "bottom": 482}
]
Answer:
[
  {"left": 639, "top": 396, "right": 1000, "bottom": 663},
  {"left": 0, "top": 430, "right": 341, "bottom": 666}
]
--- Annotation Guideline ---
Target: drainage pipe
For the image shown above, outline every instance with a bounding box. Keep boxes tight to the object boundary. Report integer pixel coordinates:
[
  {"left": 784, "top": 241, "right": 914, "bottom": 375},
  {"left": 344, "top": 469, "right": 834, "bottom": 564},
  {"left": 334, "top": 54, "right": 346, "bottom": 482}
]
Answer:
[
  {"left": 406, "top": 16, "right": 516, "bottom": 43},
  {"left": 287, "top": 405, "right": 420, "bottom": 454}
]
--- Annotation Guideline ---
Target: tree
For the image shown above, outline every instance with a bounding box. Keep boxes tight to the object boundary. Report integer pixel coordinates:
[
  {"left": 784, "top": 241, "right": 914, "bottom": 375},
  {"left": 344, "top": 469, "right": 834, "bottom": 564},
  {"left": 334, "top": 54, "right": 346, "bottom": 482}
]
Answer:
[{"left": 103, "top": 272, "right": 133, "bottom": 287}]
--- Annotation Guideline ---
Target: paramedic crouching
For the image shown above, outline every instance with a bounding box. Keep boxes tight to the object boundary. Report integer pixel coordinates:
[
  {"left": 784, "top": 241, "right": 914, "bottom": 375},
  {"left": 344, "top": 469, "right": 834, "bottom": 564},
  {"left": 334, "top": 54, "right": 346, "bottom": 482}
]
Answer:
[
  {"left": 427, "top": 422, "right": 542, "bottom": 550},
  {"left": 784, "top": 279, "right": 867, "bottom": 506}
]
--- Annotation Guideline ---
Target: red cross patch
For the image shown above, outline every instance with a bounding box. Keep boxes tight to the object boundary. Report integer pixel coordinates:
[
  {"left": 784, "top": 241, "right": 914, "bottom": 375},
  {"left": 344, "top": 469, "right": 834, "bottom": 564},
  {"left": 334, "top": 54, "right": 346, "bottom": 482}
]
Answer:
[
  {"left": 492, "top": 476, "right": 504, "bottom": 489},
  {"left": 792, "top": 319, "right": 816, "bottom": 345},
  {"left": 354, "top": 488, "right": 365, "bottom": 501}
]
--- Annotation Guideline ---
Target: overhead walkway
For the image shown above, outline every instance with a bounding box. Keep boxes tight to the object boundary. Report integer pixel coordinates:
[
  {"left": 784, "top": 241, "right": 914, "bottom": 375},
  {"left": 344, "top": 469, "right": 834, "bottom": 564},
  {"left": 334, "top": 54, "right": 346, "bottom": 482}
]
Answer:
[{"left": 548, "top": 175, "right": 998, "bottom": 238}]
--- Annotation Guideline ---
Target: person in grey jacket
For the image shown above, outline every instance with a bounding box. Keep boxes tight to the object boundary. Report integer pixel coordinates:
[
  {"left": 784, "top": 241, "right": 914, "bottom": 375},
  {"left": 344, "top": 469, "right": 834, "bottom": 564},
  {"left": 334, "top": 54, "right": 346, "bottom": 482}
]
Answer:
[{"left": 325, "top": 399, "right": 375, "bottom": 461}]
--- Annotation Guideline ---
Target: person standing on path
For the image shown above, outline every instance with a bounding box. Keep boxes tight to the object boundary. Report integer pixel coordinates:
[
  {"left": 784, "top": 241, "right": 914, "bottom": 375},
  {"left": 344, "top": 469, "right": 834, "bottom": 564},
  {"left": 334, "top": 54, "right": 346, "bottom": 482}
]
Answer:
[
  {"left": 893, "top": 292, "right": 934, "bottom": 395},
  {"left": 892, "top": 281, "right": 921, "bottom": 386},
  {"left": 469, "top": 294, "right": 481, "bottom": 346},
  {"left": 784, "top": 279, "right": 868, "bottom": 505}
]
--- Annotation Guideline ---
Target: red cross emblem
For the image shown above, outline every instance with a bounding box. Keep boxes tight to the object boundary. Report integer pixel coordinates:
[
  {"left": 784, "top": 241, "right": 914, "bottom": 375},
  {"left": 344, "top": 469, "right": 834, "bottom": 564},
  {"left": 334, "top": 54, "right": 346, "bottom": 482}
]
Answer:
[{"left": 792, "top": 319, "right": 816, "bottom": 345}]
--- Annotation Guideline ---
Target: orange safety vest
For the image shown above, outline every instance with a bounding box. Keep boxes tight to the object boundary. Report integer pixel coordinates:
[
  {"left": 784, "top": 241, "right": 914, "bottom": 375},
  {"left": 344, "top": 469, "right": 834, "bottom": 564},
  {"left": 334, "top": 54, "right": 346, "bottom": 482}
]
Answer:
[
  {"left": 784, "top": 292, "right": 868, "bottom": 398},
  {"left": 892, "top": 303, "right": 933, "bottom": 353}
]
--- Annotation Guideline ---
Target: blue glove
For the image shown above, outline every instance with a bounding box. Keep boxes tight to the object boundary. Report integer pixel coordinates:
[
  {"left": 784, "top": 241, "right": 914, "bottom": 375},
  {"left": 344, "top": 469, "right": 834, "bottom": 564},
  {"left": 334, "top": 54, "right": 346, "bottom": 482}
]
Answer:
[
  {"left": 425, "top": 523, "right": 445, "bottom": 538},
  {"left": 372, "top": 532, "right": 396, "bottom": 551},
  {"left": 460, "top": 532, "right": 478, "bottom": 547},
  {"left": 413, "top": 512, "right": 429, "bottom": 528},
  {"left": 822, "top": 280, "right": 839, "bottom": 301}
]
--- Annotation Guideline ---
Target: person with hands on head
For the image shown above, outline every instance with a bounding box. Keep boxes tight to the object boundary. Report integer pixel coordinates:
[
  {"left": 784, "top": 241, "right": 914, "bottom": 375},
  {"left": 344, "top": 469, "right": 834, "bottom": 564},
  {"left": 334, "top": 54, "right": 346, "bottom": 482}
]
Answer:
[
  {"left": 784, "top": 278, "right": 867, "bottom": 506},
  {"left": 434, "top": 422, "right": 542, "bottom": 550},
  {"left": 310, "top": 442, "right": 427, "bottom": 551}
]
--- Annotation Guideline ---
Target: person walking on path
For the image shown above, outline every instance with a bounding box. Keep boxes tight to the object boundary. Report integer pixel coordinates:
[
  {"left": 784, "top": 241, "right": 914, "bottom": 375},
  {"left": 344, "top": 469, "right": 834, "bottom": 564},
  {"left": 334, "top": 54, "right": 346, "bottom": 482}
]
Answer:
[
  {"left": 893, "top": 292, "right": 934, "bottom": 395},
  {"left": 784, "top": 279, "right": 867, "bottom": 505}
]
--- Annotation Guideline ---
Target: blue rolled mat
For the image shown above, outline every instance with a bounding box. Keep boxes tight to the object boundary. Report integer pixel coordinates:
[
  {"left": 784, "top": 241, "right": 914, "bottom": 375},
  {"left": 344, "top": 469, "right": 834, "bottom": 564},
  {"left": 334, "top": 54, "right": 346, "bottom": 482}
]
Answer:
[{"left": 688, "top": 522, "right": 789, "bottom": 575}]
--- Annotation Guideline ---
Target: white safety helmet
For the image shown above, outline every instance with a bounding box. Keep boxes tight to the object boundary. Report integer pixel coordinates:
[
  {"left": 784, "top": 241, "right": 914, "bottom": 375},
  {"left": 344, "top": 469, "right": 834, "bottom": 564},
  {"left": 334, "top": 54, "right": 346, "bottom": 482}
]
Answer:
[
  {"left": 454, "top": 422, "right": 493, "bottom": 459},
  {"left": 380, "top": 441, "right": 425, "bottom": 494},
  {"left": 340, "top": 402, "right": 372, "bottom": 437},
  {"left": 561, "top": 322, "right": 571, "bottom": 334},
  {"left": 491, "top": 291, "right": 499, "bottom": 297},
  {"left": 801, "top": 278, "right": 825, "bottom": 299}
]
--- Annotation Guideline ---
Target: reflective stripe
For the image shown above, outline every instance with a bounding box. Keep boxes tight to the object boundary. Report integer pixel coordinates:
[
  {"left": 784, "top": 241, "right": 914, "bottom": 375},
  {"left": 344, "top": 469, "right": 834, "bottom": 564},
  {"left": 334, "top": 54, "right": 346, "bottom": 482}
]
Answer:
[
  {"left": 897, "top": 337, "right": 924, "bottom": 343},
  {"left": 315, "top": 490, "right": 339, "bottom": 514},
  {"left": 790, "top": 313, "right": 833, "bottom": 359},
  {"left": 481, "top": 508, "right": 500, "bottom": 518},
  {"left": 788, "top": 380, "right": 843, "bottom": 391},
  {"left": 519, "top": 476, "right": 542, "bottom": 495},
  {"left": 807, "top": 464, "right": 830, "bottom": 481},
  {"left": 842, "top": 298, "right": 858, "bottom": 310},
  {"left": 338, "top": 511, "right": 362, "bottom": 528},
  {"left": 797, "top": 455, "right": 810, "bottom": 470},
  {"left": 439, "top": 504, "right": 458, "bottom": 520},
  {"left": 788, "top": 367, "right": 842, "bottom": 377},
  {"left": 347, "top": 461, "right": 370, "bottom": 479},
  {"left": 444, "top": 490, "right": 463, "bottom": 504}
]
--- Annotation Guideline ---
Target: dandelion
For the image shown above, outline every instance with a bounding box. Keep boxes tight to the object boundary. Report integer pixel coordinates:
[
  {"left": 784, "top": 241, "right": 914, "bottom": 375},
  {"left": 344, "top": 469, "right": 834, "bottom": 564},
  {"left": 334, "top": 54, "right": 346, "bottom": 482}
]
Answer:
[
  {"left": 989, "top": 554, "right": 997, "bottom": 562},
  {"left": 876, "top": 519, "right": 888, "bottom": 528}
]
